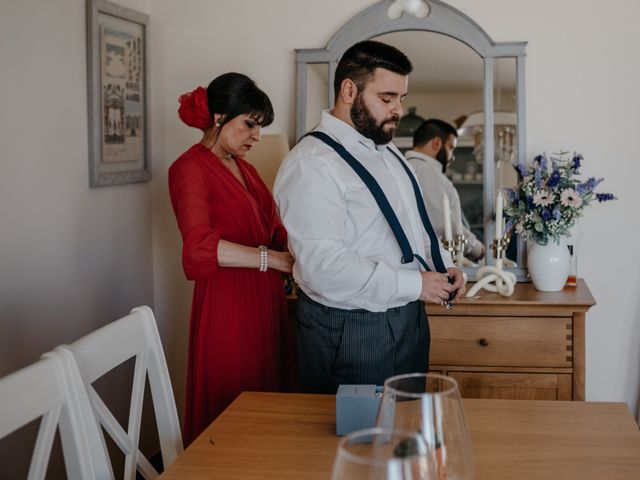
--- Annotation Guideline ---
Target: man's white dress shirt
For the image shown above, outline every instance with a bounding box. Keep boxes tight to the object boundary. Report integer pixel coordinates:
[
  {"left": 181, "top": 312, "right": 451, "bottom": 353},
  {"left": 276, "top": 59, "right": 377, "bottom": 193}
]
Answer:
[
  {"left": 405, "top": 149, "right": 484, "bottom": 259},
  {"left": 274, "top": 111, "right": 453, "bottom": 312}
]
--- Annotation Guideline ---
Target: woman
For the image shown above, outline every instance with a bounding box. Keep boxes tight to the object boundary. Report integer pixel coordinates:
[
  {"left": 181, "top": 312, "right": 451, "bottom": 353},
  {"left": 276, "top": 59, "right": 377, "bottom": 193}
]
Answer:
[{"left": 169, "top": 73, "right": 294, "bottom": 445}]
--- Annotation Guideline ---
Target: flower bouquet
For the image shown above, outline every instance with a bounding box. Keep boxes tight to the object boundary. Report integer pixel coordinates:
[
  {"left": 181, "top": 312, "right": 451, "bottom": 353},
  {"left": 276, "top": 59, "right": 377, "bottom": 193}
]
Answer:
[
  {"left": 503, "top": 151, "right": 616, "bottom": 291},
  {"left": 504, "top": 152, "right": 616, "bottom": 246}
]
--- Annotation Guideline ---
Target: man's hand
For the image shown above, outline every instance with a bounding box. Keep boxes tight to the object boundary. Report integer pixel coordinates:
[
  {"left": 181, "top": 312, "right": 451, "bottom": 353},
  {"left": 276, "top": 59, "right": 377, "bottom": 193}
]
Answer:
[
  {"left": 419, "top": 272, "right": 455, "bottom": 304},
  {"left": 446, "top": 267, "right": 466, "bottom": 301}
]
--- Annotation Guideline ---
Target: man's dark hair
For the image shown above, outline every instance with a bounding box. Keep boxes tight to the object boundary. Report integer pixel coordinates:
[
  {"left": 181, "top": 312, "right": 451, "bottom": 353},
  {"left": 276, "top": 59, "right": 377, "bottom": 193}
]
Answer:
[
  {"left": 412, "top": 118, "right": 458, "bottom": 148},
  {"left": 333, "top": 40, "right": 413, "bottom": 100},
  {"left": 206, "top": 72, "right": 274, "bottom": 128}
]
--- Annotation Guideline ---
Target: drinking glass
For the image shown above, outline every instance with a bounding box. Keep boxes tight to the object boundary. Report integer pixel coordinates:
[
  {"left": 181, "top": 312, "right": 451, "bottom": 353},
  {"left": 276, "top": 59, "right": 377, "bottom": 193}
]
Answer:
[
  {"left": 331, "top": 427, "right": 437, "bottom": 480},
  {"left": 376, "top": 373, "right": 474, "bottom": 479}
]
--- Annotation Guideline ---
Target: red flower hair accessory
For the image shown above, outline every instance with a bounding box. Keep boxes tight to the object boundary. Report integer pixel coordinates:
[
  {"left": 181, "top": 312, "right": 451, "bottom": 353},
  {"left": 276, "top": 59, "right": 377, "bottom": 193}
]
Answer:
[{"left": 178, "top": 86, "right": 214, "bottom": 130}]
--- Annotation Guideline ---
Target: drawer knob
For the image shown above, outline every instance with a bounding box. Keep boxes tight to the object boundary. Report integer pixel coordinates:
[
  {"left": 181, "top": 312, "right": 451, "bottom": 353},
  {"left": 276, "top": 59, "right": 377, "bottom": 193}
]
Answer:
[{"left": 478, "top": 338, "right": 489, "bottom": 347}]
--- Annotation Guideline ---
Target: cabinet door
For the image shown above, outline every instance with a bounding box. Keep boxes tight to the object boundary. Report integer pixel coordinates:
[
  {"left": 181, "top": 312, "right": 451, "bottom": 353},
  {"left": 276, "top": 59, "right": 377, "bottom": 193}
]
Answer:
[{"left": 449, "top": 372, "right": 572, "bottom": 400}]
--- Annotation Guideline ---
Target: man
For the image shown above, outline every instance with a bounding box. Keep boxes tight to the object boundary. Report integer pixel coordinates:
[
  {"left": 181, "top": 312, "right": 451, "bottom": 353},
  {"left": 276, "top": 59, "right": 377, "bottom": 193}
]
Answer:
[
  {"left": 405, "top": 119, "right": 485, "bottom": 262},
  {"left": 274, "top": 41, "right": 465, "bottom": 394}
]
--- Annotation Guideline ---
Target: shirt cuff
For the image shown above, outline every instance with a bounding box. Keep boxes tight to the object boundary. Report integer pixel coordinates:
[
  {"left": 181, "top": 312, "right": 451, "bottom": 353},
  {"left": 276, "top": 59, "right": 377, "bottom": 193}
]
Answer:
[{"left": 397, "top": 268, "right": 422, "bottom": 302}]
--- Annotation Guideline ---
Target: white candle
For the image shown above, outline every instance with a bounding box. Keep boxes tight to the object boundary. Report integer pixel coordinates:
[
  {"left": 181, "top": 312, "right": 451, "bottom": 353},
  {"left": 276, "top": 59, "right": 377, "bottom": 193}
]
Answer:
[
  {"left": 456, "top": 210, "right": 465, "bottom": 266},
  {"left": 443, "top": 194, "right": 452, "bottom": 241},
  {"left": 456, "top": 240, "right": 465, "bottom": 267},
  {"left": 495, "top": 191, "right": 504, "bottom": 239}
]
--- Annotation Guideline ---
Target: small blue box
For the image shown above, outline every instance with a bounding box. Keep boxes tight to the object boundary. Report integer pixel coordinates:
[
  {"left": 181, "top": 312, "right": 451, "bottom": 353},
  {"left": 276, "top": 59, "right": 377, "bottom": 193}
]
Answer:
[{"left": 336, "top": 384, "right": 383, "bottom": 436}]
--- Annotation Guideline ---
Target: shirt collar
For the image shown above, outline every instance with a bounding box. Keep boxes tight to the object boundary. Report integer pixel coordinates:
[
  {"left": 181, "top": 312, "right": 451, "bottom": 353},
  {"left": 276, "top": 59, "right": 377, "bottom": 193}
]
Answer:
[
  {"left": 319, "top": 110, "right": 389, "bottom": 153},
  {"left": 405, "top": 149, "right": 441, "bottom": 169}
]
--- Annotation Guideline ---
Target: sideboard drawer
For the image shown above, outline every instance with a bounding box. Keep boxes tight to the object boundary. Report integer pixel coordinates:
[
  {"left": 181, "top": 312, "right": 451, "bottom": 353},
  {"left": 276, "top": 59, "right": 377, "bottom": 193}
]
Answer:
[
  {"left": 449, "top": 371, "right": 573, "bottom": 400},
  {"left": 429, "top": 316, "right": 572, "bottom": 368}
]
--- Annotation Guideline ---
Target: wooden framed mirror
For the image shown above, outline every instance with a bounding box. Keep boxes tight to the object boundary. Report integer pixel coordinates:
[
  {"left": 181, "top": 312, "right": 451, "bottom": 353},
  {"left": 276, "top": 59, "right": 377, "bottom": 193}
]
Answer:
[{"left": 295, "top": 0, "right": 528, "bottom": 279}]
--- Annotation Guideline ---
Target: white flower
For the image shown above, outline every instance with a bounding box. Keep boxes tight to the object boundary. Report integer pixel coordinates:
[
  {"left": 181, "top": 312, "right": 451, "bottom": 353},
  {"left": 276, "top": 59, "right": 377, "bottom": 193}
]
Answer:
[
  {"left": 533, "top": 189, "right": 554, "bottom": 207},
  {"left": 560, "top": 188, "right": 583, "bottom": 208}
]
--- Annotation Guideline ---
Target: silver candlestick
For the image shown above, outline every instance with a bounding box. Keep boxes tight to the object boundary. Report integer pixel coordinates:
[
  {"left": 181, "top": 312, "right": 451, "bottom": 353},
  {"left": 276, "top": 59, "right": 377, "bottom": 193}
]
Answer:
[
  {"left": 454, "top": 234, "right": 467, "bottom": 267},
  {"left": 441, "top": 238, "right": 456, "bottom": 257}
]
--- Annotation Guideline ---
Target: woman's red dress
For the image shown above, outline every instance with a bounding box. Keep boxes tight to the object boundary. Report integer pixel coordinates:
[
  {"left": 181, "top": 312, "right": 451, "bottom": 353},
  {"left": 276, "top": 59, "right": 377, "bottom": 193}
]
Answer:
[{"left": 169, "top": 144, "right": 288, "bottom": 445}]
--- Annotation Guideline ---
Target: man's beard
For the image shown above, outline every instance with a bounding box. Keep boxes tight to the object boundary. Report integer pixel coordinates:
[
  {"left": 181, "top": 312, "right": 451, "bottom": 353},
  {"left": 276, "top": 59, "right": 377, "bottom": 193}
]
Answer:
[
  {"left": 350, "top": 93, "right": 399, "bottom": 145},
  {"left": 436, "top": 146, "right": 449, "bottom": 174}
]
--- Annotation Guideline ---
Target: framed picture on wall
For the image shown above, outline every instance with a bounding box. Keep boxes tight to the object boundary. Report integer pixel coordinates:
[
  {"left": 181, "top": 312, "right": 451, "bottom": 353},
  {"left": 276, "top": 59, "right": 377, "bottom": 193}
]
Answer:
[{"left": 87, "top": 0, "right": 150, "bottom": 187}]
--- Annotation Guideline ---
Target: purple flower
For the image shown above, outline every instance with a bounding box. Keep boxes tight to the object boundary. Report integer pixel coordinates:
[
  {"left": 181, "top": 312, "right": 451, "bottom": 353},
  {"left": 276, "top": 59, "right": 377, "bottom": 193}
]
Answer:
[
  {"left": 534, "top": 167, "right": 542, "bottom": 189},
  {"left": 505, "top": 219, "right": 514, "bottom": 233},
  {"left": 547, "top": 169, "right": 561, "bottom": 188},
  {"left": 596, "top": 193, "right": 616, "bottom": 202},
  {"left": 576, "top": 177, "right": 603, "bottom": 195},
  {"left": 534, "top": 153, "right": 548, "bottom": 171},
  {"left": 506, "top": 188, "right": 519, "bottom": 203},
  {"left": 526, "top": 195, "right": 535, "bottom": 210},
  {"left": 571, "top": 153, "right": 583, "bottom": 172},
  {"left": 541, "top": 209, "right": 552, "bottom": 221},
  {"left": 552, "top": 208, "right": 561, "bottom": 220},
  {"left": 516, "top": 163, "right": 530, "bottom": 177}
]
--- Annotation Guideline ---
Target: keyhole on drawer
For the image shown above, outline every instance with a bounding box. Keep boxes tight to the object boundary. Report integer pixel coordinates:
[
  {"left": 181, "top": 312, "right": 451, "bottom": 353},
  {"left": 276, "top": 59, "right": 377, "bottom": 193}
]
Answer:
[{"left": 479, "top": 338, "right": 489, "bottom": 347}]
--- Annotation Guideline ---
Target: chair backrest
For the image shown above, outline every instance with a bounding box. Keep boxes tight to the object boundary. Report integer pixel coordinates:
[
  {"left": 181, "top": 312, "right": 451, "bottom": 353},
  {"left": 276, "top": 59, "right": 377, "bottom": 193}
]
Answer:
[
  {"left": 0, "top": 352, "right": 113, "bottom": 480},
  {"left": 60, "top": 305, "right": 183, "bottom": 480}
]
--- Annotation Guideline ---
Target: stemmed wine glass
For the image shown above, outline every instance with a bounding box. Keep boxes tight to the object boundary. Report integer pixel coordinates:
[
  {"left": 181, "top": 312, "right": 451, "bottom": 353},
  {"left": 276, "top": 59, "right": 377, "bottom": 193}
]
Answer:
[
  {"left": 331, "top": 427, "right": 437, "bottom": 480},
  {"left": 376, "top": 373, "right": 474, "bottom": 479}
]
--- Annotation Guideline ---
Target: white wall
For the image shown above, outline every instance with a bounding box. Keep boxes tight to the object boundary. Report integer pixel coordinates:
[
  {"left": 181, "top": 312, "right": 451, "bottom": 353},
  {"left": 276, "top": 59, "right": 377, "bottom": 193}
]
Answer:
[
  {"left": 1, "top": 4, "right": 638, "bottom": 475},
  {"left": 0, "top": 0, "right": 155, "bottom": 476},
  {"left": 150, "top": 0, "right": 640, "bottom": 422}
]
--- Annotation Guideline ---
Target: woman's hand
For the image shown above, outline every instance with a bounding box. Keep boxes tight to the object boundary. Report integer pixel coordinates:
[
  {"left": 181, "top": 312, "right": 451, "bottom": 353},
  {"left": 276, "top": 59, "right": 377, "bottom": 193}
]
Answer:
[{"left": 269, "top": 250, "right": 294, "bottom": 274}]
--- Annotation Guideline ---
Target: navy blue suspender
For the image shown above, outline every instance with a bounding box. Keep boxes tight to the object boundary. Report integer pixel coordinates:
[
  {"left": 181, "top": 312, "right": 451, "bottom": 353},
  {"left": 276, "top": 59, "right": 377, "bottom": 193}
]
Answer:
[{"left": 306, "top": 131, "right": 447, "bottom": 274}]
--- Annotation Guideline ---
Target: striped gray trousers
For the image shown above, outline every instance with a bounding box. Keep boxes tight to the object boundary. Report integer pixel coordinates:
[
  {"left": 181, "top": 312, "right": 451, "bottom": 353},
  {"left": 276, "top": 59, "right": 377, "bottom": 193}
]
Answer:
[{"left": 296, "top": 291, "right": 429, "bottom": 394}]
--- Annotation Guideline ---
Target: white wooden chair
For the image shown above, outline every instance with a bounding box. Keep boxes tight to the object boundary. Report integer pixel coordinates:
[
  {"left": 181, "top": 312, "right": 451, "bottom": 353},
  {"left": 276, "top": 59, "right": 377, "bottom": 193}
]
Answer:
[
  {"left": 0, "top": 352, "right": 113, "bottom": 480},
  {"left": 58, "top": 306, "right": 183, "bottom": 480}
]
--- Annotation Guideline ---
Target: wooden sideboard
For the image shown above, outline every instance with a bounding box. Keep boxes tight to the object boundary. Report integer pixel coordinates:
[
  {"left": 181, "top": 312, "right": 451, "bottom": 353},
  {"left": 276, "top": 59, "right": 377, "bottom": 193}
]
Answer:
[
  {"left": 427, "top": 279, "right": 595, "bottom": 400},
  {"left": 286, "top": 279, "right": 595, "bottom": 401}
]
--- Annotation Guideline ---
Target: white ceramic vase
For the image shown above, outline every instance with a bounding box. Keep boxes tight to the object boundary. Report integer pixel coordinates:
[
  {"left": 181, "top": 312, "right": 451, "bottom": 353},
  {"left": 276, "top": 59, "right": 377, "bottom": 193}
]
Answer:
[{"left": 527, "top": 237, "right": 570, "bottom": 292}]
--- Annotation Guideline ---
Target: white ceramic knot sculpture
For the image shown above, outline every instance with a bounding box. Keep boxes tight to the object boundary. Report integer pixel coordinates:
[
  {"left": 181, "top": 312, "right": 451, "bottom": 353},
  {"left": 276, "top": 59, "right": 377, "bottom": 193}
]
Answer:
[{"left": 465, "top": 237, "right": 516, "bottom": 298}]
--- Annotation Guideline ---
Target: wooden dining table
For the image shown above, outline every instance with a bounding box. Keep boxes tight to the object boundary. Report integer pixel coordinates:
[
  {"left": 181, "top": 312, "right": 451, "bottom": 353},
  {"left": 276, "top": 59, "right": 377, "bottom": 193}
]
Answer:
[{"left": 159, "top": 392, "right": 640, "bottom": 479}]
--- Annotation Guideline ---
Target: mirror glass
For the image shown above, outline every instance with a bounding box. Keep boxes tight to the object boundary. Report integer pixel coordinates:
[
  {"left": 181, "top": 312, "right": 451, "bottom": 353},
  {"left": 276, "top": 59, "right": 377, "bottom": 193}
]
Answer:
[{"left": 373, "top": 30, "right": 491, "bottom": 262}]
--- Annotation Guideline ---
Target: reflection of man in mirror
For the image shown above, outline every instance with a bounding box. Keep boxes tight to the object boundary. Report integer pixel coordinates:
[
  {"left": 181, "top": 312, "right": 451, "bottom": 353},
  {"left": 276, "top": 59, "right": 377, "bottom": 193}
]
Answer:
[
  {"left": 275, "top": 41, "right": 465, "bottom": 394},
  {"left": 405, "top": 119, "right": 485, "bottom": 262}
]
